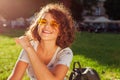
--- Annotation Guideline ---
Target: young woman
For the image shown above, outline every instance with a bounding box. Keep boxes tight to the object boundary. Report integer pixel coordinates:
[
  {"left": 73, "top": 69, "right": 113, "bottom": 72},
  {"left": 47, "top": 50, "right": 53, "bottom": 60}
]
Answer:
[{"left": 8, "top": 3, "right": 75, "bottom": 80}]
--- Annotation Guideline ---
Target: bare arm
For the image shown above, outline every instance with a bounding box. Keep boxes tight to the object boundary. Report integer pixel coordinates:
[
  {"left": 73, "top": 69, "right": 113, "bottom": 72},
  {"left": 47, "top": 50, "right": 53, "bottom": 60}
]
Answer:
[
  {"left": 7, "top": 61, "right": 28, "bottom": 80},
  {"left": 25, "top": 47, "right": 68, "bottom": 80},
  {"left": 15, "top": 36, "right": 69, "bottom": 80}
]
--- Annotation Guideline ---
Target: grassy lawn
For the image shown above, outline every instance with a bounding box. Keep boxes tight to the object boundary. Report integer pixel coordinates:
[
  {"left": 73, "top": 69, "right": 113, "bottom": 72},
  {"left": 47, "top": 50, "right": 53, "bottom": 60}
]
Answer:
[
  {"left": 70, "top": 32, "right": 120, "bottom": 80},
  {"left": 0, "top": 27, "right": 29, "bottom": 80},
  {"left": 0, "top": 27, "right": 120, "bottom": 80}
]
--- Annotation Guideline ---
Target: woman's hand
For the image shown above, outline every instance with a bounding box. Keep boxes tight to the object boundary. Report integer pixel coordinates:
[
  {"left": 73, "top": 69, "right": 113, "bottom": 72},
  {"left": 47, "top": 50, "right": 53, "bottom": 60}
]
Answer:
[{"left": 15, "top": 36, "right": 32, "bottom": 49}]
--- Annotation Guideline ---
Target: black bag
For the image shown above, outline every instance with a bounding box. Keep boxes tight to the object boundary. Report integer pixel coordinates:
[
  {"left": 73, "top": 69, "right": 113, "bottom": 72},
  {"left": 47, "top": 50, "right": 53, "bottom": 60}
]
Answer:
[{"left": 69, "top": 61, "right": 100, "bottom": 80}]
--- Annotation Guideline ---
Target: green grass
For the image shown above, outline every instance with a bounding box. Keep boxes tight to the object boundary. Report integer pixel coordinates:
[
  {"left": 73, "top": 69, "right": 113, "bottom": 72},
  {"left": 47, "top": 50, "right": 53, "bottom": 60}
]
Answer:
[
  {"left": 0, "top": 27, "right": 29, "bottom": 80},
  {"left": 70, "top": 32, "right": 120, "bottom": 80},
  {"left": 0, "top": 27, "right": 120, "bottom": 80}
]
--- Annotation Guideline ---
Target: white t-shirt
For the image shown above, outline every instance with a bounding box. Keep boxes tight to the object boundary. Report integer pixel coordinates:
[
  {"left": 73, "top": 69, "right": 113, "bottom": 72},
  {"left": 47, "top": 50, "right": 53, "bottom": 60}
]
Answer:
[{"left": 18, "top": 41, "right": 73, "bottom": 80}]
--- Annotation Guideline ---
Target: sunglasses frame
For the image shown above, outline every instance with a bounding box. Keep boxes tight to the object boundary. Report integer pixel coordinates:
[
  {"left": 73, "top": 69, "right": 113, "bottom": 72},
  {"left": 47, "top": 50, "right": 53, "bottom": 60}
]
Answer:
[{"left": 37, "top": 18, "right": 59, "bottom": 28}]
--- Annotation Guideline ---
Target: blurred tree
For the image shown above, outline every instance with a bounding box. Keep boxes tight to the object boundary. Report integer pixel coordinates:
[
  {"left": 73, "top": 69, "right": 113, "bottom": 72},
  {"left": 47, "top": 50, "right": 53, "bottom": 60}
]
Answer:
[
  {"left": 104, "top": 0, "right": 120, "bottom": 20},
  {"left": 58, "top": 0, "right": 71, "bottom": 8},
  {"left": 0, "top": 0, "right": 99, "bottom": 21},
  {"left": 83, "top": 0, "right": 97, "bottom": 9},
  {"left": 83, "top": 0, "right": 98, "bottom": 15},
  {"left": 70, "top": 0, "right": 84, "bottom": 22},
  {"left": 69, "top": 0, "right": 98, "bottom": 22}
]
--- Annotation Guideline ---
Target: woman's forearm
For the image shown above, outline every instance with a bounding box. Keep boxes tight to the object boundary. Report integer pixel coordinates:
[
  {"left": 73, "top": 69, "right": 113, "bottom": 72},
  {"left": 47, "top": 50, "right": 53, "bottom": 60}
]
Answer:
[{"left": 24, "top": 46, "right": 57, "bottom": 80}]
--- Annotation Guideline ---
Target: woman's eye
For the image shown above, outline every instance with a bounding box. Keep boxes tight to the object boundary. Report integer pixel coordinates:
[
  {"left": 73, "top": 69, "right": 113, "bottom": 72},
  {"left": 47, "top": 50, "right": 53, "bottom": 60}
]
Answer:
[
  {"left": 51, "top": 23, "right": 57, "bottom": 28},
  {"left": 51, "top": 21, "right": 59, "bottom": 28},
  {"left": 38, "top": 19, "right": 47, "bottom": 25},
  {"left": 40, "top": 20, "right": 46, "bottom": 25}
]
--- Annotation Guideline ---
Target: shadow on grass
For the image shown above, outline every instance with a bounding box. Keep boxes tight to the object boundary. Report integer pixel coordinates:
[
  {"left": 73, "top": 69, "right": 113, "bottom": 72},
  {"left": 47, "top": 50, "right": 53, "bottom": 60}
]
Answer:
[{"left": 71, "top": 32, "right": 120, "bottom": 69}]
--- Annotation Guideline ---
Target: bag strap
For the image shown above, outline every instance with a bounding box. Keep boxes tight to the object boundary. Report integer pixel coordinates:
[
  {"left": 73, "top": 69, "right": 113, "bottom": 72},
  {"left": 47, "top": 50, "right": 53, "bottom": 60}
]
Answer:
[{"left": 73, "top": 61, "right": 81, "bottom": 69}]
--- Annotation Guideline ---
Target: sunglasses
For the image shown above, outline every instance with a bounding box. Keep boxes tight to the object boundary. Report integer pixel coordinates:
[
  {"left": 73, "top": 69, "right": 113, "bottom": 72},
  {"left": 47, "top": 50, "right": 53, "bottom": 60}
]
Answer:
[{"left": 38, "top": 19, "right": 59, "bottom": 28}]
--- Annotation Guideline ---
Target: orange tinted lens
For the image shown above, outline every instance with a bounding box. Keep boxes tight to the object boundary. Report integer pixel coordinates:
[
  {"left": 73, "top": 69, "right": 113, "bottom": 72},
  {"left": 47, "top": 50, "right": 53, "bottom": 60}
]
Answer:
[
  {"left": 38, "top": 19, "right": 59, "bottom": 28},
  {"left": 38, "top": 19, "right": 47, "bottom": 25},
  {"left": 51, "top": 21, "right": 59, "bottom": 28}
]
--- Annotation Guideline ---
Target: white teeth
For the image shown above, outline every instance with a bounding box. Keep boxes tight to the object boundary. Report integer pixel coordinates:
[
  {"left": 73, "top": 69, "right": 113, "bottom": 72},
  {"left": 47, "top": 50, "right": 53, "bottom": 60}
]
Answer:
[{"left": 43, "top": 30, "right": 51, "bottom": 34}]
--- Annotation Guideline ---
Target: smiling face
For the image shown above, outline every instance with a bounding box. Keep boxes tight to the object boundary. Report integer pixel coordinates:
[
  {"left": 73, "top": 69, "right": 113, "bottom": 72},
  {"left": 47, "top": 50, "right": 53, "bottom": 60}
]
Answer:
[{"left": 37, "top": 13, "right": 60, "bottom": 42}]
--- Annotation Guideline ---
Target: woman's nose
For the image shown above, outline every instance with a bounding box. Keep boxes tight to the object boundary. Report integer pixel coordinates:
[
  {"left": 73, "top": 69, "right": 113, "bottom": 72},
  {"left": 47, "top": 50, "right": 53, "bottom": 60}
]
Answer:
[{"left": 44, "top": 23, "right": 51, "bottom": 29}]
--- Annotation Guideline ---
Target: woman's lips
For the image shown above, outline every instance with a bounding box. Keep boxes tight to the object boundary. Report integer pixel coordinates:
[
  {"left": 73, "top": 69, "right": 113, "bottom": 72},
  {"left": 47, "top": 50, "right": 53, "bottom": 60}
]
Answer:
[{"left": 42, "top": 30, "right": 52, "bottom": 34}]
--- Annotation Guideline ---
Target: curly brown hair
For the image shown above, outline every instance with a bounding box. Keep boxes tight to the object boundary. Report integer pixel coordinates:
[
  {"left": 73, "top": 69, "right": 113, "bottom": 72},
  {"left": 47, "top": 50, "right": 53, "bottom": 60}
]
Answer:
[{"left": 26, "top": 3, "right": 75, "bottom": 48}]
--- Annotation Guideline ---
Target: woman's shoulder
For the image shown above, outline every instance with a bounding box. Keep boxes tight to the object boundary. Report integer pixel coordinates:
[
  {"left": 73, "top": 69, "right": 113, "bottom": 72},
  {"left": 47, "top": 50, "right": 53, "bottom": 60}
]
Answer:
[
  {"left": 57, "top": 47, "right": 73, "bottom": 56},
  {"left": 60, "top": 47, "right": 72, "bottom": 52}
]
